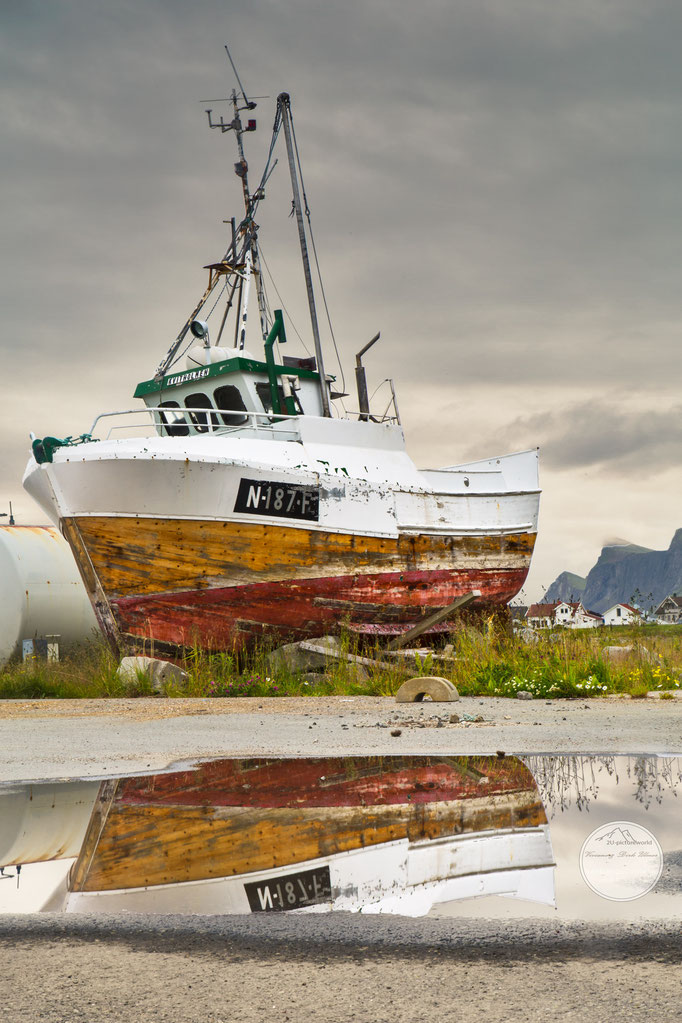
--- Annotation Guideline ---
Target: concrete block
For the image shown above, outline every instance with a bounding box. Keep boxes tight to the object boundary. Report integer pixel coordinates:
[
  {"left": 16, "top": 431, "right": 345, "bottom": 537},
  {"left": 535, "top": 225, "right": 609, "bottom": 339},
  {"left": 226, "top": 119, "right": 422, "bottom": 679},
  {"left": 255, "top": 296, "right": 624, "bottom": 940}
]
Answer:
[
  {"left": 395, "top": 676, "right": 459, "bottom": 703},
  {"left": 266, "top": 637, "right": 340, "bottom": 674},
  {"left": 601, "top": 645, "right": 660, "bottom": 664},
  {"left": 118, "top": 656, "right": 188, "bottom": 693}
]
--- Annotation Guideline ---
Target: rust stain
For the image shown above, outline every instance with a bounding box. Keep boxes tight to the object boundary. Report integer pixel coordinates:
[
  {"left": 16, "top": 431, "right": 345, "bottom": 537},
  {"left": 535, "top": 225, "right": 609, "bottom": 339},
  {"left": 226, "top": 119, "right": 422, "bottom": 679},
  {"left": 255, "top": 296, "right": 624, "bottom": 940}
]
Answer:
[{"left": 116, "top": 755, "right": 539, "bottom": 809}]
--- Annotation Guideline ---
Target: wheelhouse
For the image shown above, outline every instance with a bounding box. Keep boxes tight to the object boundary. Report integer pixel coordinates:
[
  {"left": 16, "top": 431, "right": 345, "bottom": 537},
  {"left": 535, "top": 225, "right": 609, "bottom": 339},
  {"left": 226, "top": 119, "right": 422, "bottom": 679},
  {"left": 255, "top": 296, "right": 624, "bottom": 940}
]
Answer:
[{"left": 134, "top": 350, "right": 326, "bottom": 437}]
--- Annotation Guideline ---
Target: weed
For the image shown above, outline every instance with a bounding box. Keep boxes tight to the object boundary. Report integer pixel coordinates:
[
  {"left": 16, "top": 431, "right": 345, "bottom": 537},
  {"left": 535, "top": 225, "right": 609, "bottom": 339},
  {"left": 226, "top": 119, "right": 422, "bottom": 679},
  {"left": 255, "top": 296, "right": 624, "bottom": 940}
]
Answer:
[{"left": 1, "top": 623, "right": 680, "bottom": 700}]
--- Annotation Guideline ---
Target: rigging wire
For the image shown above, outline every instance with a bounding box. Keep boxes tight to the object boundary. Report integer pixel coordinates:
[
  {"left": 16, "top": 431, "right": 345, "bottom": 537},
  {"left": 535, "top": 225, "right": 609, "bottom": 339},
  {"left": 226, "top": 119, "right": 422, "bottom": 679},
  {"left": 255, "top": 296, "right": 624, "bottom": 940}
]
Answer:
[
  {"left": 258, "top": 244, "right": 313, "bottom": 357},
  {"left": 205, "top": 278, "right": 228, "bottom": 319},
  {"left": 368, "top": 378, "right": 391, "bottom": 404},
  {"left": 288, "top": 107, "right": 346, "bottom": 394}
]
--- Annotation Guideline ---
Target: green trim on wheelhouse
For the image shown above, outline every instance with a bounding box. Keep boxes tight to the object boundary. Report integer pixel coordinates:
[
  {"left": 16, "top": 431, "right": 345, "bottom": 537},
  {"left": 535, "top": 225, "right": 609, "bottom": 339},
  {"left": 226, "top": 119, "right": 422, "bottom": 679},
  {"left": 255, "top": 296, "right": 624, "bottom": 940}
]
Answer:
[{"left": 134, "top": 355, "right": 322, "bottom": 399}]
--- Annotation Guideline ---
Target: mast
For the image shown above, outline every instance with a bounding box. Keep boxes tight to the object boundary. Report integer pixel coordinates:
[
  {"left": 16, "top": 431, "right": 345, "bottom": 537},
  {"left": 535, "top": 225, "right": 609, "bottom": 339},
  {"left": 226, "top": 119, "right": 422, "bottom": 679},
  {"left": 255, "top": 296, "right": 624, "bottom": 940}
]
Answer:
[
  {"left": 277, "top": 93, "right": 331, "bottom": 418},
  {"left": 222, "top": 88, "right": 269, "bottom": 347}
]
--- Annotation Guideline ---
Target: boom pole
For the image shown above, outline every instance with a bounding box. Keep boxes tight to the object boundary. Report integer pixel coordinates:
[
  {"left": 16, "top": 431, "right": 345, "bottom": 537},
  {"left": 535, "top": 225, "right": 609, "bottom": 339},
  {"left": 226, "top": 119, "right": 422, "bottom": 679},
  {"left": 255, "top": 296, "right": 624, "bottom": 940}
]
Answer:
[{"left": 277, "top": 93, "right": 331, "bottom": 417}]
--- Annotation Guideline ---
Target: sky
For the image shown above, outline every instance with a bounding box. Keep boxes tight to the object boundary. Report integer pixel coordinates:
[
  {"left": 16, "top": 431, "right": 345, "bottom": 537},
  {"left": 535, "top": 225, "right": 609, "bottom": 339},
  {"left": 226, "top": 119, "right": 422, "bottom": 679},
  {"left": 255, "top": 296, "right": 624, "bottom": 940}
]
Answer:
[{"left": 2, "top": 0, "right": 682, "bottom": 600}]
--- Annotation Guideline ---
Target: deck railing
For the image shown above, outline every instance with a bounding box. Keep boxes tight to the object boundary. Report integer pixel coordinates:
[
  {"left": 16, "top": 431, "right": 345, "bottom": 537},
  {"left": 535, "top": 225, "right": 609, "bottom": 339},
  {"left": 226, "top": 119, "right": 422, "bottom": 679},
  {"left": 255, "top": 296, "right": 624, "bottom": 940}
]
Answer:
[{"left": 89, "top": 405, "right": 398, "bottom": 440}]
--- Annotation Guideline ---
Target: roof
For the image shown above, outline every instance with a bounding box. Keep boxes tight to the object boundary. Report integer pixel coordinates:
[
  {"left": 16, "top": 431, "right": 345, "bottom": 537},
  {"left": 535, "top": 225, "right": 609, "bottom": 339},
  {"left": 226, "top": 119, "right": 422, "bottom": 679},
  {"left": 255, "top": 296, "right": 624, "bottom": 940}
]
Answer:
[
  {"left": 509, "top": 605, "right": 528, "bottom": 619},
  {"left": 526, "top": 602, "right": 558, "bottom": 618},
  {"left": 655, "top": 594, "right": 682, "bottom": 610},
  {"left": 134, "top": 354, "right": 321, "bottom": 399},
  {"left": 604, "top": 603, "right": 641, "bottom": 615},
  {"left": 526, "top": 601, "right": 579, "bottom": 618}
]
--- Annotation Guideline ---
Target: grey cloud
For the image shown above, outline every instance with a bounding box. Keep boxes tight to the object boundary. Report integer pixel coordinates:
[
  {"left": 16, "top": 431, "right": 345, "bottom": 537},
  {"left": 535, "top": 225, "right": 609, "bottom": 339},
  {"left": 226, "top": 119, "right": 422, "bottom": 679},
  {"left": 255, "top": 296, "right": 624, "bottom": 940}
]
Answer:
[
  {"left": 3, "top": 0, "right": 682, "bottom": 578},
  {"left": 474, "top": 397, "right": 682, "bottom": 475}
]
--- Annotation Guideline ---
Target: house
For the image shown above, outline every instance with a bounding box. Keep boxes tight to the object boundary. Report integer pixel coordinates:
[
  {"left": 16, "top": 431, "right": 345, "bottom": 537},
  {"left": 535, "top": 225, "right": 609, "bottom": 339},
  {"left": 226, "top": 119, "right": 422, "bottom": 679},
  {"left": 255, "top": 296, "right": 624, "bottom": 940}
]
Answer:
[
  {"left": 526, "top": 601, "right": 568, "bottom": 629},
  {"left": 525, "top": 600, "right": 602, "bottom": 630},
  {"left": 570, "top": 606, "right": 604, "bottom": 629},
  {"left": 654, "top": 594, "right": 682, "bottom": 624},
  {"left": 602, "top": 603, "right": 642, "bottom": 627}
]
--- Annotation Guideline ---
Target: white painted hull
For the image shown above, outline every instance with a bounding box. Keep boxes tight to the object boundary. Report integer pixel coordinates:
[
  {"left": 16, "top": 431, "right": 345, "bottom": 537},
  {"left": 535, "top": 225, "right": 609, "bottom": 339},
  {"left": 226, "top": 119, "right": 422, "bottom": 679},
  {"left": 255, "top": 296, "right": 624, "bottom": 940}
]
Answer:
[
  {"left": 23, "top": 418, "right": 540, "bottom": 650},
  {"left": 63, "top": 826, "right": 555, "bottom": 917},
  {"left": 24, "top": 419, "right": 539, "bottom": 539}
]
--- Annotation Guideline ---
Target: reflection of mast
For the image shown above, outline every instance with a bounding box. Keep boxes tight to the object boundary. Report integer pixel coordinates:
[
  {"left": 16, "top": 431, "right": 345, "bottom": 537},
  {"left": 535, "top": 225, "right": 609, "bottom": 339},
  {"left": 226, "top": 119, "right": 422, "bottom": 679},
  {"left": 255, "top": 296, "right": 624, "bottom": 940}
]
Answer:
[{"left": 524, "top": 755, "right": 682, "bottom": 815}]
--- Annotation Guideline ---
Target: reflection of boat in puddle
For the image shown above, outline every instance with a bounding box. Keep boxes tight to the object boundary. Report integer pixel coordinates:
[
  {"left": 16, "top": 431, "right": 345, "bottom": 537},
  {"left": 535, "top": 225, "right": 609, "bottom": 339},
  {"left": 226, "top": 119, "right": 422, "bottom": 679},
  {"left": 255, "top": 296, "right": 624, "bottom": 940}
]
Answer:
[
  {"left": 4, "top": 755, "right": 680, "bottom": 919},
  {"left": 0, "top": 756, "right": 554, "bottom": 916}
]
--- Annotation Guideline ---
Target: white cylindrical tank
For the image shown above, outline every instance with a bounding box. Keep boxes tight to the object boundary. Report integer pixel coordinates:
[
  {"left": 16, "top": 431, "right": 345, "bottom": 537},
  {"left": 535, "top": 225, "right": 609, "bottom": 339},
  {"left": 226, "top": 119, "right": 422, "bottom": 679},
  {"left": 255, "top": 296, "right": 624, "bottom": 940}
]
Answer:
[{"left": 0, "top": 525, "right": 100, "bottom": 666}]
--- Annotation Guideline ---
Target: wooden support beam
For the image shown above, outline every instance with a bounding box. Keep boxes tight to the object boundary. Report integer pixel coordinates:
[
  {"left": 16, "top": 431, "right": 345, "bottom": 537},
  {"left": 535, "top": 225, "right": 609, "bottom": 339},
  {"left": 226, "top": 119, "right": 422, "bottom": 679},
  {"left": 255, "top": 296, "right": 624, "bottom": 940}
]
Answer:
[{"left": 386, "top": 590, "right": 481, "bottom": 652}]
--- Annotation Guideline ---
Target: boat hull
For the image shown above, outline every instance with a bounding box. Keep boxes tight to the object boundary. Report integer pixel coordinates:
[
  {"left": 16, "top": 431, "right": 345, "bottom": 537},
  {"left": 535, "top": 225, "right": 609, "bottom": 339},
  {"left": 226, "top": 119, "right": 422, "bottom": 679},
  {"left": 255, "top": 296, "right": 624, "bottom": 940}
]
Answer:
[
  {"left": 23, "top": 424, "right": 540, "bottom": 654},
  {"left": 61, "top": 514, "right": 535, "bottom": 652}
]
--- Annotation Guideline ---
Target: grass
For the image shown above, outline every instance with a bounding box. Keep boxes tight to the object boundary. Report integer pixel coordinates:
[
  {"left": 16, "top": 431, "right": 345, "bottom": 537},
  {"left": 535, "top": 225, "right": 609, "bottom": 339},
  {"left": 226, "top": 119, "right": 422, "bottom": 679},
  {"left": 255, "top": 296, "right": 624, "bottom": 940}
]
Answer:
[{"left": 0, "top": 622, "right": 680, "bottom": 700}]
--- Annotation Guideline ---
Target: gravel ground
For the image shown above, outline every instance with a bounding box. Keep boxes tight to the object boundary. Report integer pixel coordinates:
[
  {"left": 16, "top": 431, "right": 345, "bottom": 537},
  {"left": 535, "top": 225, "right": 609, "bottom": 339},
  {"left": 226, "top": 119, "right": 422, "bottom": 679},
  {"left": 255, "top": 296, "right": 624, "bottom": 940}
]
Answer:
[
  {"left": 1, "top": 915, "right": 679, "bottom": 1023},
  {"left": 0, "top": 696, "right": 680, "bottom": 782}
]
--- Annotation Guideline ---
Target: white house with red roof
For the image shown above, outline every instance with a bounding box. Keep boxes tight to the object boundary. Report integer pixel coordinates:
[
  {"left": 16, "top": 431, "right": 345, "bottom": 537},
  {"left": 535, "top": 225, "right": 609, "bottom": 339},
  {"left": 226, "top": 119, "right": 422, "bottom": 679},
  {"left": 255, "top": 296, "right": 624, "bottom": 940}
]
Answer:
[
  {"left": 525, "top": 601, "right": 603, "bottom": 630},
  {"left": 571, "top": 605, "right": 604, "bottom": 629},
  {"left": 602, "top": 603, "right": 642, "bottom": 627}
]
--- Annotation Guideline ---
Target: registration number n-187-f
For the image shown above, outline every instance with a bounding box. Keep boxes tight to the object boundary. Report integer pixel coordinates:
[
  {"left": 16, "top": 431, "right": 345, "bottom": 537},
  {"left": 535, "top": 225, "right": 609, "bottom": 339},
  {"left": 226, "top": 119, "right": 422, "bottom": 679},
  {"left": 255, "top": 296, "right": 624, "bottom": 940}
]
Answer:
[
  {"left": 244, "top": 865, "right": 332, "bottom": 912},
  {"left": 233, "top": 477, "right": 320, "bottom": 521}
]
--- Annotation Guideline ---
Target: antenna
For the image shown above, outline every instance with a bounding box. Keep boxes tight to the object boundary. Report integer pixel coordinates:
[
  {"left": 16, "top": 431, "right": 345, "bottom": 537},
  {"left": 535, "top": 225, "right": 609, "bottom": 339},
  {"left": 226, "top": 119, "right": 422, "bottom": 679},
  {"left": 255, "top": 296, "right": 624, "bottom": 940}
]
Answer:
[{"left": 224, "top": 43, "right": 256, "bottom": 110}]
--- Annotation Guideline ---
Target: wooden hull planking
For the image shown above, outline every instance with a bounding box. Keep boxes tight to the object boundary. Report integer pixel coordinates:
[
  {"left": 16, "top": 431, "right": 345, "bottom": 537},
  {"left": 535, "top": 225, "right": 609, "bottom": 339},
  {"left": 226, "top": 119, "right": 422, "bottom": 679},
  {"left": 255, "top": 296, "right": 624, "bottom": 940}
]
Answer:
[
  {"left": 70, "top": 756, "right": 548, "bottom": 893},
  {"left": 62, "top": 516, "right": 535, "bottom": 650}
]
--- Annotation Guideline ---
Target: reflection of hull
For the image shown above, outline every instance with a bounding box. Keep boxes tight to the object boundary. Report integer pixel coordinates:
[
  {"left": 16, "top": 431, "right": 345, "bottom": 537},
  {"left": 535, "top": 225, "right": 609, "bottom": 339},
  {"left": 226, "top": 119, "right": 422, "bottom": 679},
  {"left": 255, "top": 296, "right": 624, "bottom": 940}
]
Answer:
[
  {"left": 63, "top": 757, "right": 555, "bottom": 915},
  {"left": 67, "top": 830, "right": 556, "bottom": 917}
]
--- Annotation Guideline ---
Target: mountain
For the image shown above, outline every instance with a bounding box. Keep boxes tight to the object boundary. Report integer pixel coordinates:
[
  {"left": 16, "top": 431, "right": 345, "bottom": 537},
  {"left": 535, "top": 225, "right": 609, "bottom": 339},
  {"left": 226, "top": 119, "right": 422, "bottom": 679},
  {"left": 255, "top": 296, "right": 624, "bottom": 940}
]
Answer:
[
  {"left": 544, "top": 571, "right": 586, "bottom": 603},
  {"left": 544, "top": 529, "right": 682, "bottom": 614}
]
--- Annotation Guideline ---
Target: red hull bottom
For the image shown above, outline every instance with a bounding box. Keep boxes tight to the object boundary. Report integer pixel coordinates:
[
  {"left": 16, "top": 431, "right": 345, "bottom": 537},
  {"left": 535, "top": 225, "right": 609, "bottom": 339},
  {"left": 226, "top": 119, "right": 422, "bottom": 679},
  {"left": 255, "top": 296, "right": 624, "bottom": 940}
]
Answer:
[{"left": 114, "top": 565, "right": 529, "bottom": 652}]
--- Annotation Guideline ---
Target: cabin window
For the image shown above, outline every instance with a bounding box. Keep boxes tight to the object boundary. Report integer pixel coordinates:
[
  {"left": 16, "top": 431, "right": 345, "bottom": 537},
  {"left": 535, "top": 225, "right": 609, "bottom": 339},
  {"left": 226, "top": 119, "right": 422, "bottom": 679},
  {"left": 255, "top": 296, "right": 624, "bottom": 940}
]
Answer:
[
  {"left": 185, "top": 392, "right": 218, "bottom": 433},
  {"left": 255, "top": 382, "right": 302, "bottom": 415},
  {"left": 158, "top": 400, "right": 189, "bottom": 437},
  {"left": 214, "top": 384, "right": 248, "bottom": 426}
]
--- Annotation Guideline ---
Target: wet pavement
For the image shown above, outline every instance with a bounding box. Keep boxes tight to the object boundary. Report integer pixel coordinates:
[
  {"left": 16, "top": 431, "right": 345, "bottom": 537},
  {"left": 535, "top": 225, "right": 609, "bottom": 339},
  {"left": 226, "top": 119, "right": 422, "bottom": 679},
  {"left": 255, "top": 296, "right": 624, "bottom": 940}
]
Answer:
[{"left": 0, "top": 696, "right": 681, "bottom": 781}]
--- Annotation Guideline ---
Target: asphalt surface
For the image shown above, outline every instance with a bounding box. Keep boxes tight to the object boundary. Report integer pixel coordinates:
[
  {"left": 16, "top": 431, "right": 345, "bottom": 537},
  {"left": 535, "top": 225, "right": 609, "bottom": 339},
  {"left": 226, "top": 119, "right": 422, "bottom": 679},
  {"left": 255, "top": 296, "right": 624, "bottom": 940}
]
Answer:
[
  {"left": 1, "top": 915, "right": 679, "bottom": 1022},
  {"left": 0, "top": 696, "right": 680, "bottom": 782}
]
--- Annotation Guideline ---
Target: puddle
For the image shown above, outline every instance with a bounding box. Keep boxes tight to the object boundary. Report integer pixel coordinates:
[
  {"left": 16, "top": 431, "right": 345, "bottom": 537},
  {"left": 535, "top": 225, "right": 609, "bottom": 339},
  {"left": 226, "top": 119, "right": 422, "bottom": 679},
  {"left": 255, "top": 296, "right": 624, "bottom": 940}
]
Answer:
[{"left": 0, "top": 755, "right": 679, "bottom": 920}]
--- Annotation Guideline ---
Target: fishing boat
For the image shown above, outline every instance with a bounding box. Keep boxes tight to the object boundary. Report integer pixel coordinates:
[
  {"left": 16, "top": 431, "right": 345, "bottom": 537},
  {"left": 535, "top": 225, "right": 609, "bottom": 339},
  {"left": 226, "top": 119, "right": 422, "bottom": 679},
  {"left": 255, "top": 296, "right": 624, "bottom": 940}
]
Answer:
[{"left": 23, "top": 73, "right": 540, "bottom": 657}]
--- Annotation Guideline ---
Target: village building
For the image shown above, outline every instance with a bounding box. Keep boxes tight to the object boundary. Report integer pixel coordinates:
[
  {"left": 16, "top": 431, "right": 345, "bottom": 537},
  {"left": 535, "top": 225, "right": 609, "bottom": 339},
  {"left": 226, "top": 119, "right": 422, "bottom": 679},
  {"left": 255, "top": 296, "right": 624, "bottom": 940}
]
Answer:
[
  {"left": 602, "top": 603, "right": 642, "bottom": 627},
  {"left": 525, "top": 601, "right": 603, "bottom": 630},
  {"left": 570, "top": 606, "right": 604, "bottom": 629},
  {"left": 654, "top": 594, "right": 682, "bottom": 624}
]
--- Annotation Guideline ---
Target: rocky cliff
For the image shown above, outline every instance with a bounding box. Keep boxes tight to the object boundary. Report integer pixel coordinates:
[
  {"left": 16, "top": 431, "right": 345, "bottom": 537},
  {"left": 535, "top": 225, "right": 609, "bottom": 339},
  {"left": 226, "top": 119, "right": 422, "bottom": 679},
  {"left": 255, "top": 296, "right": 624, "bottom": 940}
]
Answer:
[
  {"left": 545, "top": 529, "right": 682, "bottom": 614},
  {"left": 544, "top": 571, "right": 586, "bottom": 603}
]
